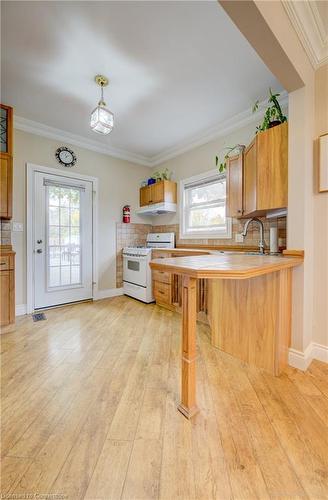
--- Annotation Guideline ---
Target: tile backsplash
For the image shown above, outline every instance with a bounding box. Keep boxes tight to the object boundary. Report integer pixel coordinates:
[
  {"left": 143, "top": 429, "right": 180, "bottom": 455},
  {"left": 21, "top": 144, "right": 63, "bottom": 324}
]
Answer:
[
  {"left": 116, "top": 218, "right": 287, "bottom": 287},
  {"left": 0, "top": 221, "right": 11, "bottom": 245},
  {"left": 152, "top": 217, "right": 287, "bottom": 249}
]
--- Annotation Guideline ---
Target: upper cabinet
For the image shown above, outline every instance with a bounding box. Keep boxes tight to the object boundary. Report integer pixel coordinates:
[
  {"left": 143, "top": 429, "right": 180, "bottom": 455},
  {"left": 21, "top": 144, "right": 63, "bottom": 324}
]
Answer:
[
  {"left": 139, "top": 180, "right": 177, "bottom": 207},
  {"left": 0, "top": 104, "right": 13, "bottom": 219},
  {"left": 226, "top": 153, "right": 244, "bottom": 218},
  {"left": 227, "top": 122, "right": 288, "bottom": 218}
]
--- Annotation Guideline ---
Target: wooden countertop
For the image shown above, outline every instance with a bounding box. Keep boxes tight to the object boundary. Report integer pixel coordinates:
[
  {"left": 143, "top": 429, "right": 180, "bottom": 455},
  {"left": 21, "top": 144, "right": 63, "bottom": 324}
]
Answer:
[
  {"left": 151, "top": 247, "right": 210, "bottom": 254},
  {"left": 150, "top": 253, "right": 303, "bottom": 279}
]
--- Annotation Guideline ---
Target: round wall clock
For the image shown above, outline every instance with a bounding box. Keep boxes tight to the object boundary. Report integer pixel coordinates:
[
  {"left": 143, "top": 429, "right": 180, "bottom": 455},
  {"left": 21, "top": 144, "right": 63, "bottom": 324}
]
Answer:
[{"left": 55, "top": 146, "right": 77, "bottom": 167}]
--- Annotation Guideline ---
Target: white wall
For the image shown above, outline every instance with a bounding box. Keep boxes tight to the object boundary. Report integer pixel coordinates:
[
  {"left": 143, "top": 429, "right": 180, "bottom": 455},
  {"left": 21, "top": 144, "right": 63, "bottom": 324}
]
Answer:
[
  {"left": 253, "top": 0, "right": 327, "bottom": 357},
  {"left": 12, "top": 129, "right": 150, "bottom": 306},
  {"left": 313, "top": 64, "right": 328, "bottom": 348}
]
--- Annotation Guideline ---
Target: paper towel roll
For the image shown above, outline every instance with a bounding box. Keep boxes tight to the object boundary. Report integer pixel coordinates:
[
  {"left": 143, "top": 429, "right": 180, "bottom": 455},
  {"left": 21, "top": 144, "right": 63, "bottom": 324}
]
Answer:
[{"left": 270, "top": 227, "right": 279, "bottom": 254}]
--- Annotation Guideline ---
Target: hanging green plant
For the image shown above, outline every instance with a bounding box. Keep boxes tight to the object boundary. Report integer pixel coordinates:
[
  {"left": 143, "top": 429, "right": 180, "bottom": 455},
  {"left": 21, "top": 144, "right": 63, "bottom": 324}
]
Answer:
[
  {"left": 215, "top": 144, "right": 245, "bottom": 173},
  {"left": 253, "top": 88, "right": 287, "bottom": 133},
  {"left": 152, "top": 168, "right": 172, "bottom": 182}
]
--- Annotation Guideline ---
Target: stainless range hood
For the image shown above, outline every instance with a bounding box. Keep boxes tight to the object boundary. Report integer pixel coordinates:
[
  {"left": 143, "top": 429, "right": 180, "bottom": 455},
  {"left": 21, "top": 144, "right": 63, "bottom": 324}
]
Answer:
[{"left": 136, "top": 202, "right": 177, "bottom": 216}]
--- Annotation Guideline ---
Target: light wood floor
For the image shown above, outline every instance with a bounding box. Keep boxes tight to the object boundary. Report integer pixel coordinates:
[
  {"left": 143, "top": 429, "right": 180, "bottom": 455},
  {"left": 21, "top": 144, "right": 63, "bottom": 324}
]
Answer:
[{"left": 1, "top": 296, "right": 328, "bottom": 500}]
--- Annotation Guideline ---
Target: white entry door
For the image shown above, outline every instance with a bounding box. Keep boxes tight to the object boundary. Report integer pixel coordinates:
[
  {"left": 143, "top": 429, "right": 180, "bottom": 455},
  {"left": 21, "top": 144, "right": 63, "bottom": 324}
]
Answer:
[{"left": 33, "top": 171, "right": 93, "bottom": 309}]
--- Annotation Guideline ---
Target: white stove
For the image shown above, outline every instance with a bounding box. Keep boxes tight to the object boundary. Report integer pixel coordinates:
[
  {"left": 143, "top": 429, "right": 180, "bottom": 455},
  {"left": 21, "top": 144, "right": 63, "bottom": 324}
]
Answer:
[{"left": 123, "top": 232, "right": 175, "bottom": 303}]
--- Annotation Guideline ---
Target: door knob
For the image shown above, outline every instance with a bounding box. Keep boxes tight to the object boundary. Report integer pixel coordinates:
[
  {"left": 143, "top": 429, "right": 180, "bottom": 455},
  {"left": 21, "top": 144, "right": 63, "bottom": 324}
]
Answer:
[{"left": 36, "top": 249, "right": 43, "bottom": 254}]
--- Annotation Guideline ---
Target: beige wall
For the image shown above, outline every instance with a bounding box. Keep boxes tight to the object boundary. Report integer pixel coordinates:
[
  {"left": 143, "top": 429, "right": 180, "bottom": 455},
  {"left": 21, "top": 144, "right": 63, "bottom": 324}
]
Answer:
[
  {"left": 313, "top": 64, "right": 328, "bottom": 347},
  {"left": 12, "top": 129, "right": 150, "bottom": 306},
  {"left": 151, "top": 121, "right": 256, "bottom": 227}
]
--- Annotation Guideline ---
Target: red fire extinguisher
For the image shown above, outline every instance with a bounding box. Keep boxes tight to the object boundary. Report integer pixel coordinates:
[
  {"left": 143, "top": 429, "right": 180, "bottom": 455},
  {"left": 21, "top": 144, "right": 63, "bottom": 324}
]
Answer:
[{"left": 123, "top": 205, "right": 130, "bottom": 223}]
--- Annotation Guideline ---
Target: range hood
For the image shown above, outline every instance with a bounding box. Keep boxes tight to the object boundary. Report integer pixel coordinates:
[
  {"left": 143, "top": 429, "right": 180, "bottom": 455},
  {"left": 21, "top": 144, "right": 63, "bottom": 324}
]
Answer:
[{"left": 136, "top": 202, "right": 177, "bottom": 216}]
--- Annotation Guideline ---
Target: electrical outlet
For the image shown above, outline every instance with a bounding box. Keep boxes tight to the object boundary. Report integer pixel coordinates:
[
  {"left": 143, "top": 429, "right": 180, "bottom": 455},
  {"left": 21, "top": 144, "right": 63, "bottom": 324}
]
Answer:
[
  {"left": 235, "top": 233, "right": 244, "bottom": 243},
  {"left": 12, "top": 222, "right": 24, "bottom": 232}
]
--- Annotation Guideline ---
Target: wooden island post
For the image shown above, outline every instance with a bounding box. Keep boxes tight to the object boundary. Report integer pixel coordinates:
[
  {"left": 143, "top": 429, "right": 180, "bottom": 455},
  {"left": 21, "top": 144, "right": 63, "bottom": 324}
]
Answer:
[{"left": 150, "top": 253, "right": 303, "bottom": 419}]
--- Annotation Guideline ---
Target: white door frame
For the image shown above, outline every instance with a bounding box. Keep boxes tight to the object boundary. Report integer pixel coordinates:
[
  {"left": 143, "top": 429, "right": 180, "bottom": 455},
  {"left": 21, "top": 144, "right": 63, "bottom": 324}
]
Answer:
[{"left": 26, "top": 163, "right": 98, "bottom": 313}]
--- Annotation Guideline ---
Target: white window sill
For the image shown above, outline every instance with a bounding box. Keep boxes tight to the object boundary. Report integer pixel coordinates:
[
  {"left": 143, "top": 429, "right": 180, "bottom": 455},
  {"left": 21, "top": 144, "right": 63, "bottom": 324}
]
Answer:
[{"left": 179, "top": 231, "right": 232, "bottom": 240}]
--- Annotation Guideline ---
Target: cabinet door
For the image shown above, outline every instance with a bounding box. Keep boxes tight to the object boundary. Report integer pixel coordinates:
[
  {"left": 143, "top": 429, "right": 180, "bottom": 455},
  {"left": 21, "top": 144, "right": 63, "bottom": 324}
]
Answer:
[
  {"left": 0, "top": 105, "right": 13, "bottom": 156},
  {"left": 257, "top": 122, "right": 288, "bottom": 210},
  {"left": 0, "top": 156, "right": 13, "bottom": 219},
  {"left": 243, "top": 140, "right": 257, "bottom": 215},
  {"left": 140, "top": 185, "right": 152, "bottom": 206},
  {"left": 150, "top": 181, "right": 164, "bottom": 204},
  {"left": 0, "top": 270, "right": 14, "bottom": 326},
  {"left": 226, "top": 154, "right": 243, "bottom": 217}
]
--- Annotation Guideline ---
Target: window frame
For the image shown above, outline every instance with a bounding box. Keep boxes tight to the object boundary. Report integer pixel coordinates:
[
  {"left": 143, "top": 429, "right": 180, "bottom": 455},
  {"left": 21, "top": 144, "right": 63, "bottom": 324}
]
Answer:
[{"left": 179, "top": 169, "right": 232, "bottom": 240}]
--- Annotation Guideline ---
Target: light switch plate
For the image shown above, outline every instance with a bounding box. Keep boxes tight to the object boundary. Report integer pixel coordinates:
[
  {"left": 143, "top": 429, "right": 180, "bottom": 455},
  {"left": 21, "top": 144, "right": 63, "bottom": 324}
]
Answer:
[
  {"left": 235, "top": 233, "right": 244, "bottom": 243},
  {"left": 12, "top": 222, "right": 24, "bottom": 232}
]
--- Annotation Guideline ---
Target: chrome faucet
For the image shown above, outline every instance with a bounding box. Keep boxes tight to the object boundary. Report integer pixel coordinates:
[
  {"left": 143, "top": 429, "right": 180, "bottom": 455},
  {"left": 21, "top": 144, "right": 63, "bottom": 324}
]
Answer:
[{"left": 241, "top": 218, "right": 265, "bottom": 254}]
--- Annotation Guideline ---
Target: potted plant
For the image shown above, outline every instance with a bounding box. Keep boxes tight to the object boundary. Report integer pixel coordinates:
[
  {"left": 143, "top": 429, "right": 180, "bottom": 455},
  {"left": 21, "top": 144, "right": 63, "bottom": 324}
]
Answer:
[
  {"left": 152, "top": 168, "right": 172, "bottom": 182},
  {"left": 215, "top": 144, "right": 245, "bottom": 173},
  {"left": 253, "top": 88, "right": 287, "bottom": 133}
]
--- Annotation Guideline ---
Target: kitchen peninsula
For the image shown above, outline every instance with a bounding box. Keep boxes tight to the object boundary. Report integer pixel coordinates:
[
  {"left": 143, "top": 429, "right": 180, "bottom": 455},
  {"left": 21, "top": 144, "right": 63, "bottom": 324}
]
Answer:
[{"left": 150, "top": 252, "right": 303, "bottom": 419}]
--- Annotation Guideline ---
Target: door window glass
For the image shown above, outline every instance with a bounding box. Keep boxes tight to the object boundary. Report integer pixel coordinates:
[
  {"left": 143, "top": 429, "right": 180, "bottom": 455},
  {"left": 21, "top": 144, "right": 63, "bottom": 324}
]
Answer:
[{"left": 47, "top": 185, "right": 82, "bottom": 288}]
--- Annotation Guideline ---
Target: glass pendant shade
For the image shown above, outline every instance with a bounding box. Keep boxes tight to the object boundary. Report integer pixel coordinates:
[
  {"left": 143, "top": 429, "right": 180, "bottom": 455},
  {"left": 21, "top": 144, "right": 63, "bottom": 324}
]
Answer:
[{"left": 90, "top": 104, "right": 114, "bottom": 135}]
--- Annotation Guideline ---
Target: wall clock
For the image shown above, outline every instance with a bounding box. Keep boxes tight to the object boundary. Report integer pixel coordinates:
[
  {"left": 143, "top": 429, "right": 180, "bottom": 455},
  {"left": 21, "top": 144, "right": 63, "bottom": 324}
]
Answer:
[{"left": 55, "top": 146, "right": 77, "bottom": 167}]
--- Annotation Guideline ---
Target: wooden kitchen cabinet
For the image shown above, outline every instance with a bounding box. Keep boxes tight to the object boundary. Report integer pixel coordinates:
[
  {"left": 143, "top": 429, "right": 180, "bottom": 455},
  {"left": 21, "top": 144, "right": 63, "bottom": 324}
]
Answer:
[
  {"left": 140, "top": 185, "right": 152, "bottom": 207},
  {"left": 0, "top": 104, "right": 13, "bottom": 219},
  {"left": 226, "top": 122, "right": 288, "bottom": 218},
  {"left": 256, "top": 122, "right": 288, "bottom": 211},
  {"left": 139, "top": 180, "right": 177, "bottom": 207},
  {"left": 226, "top": 153, "right": 244, "bottom": 217},
  {"left": 152, "top": 249, "right": 209, "bottom": 316},
  {"left": 0, "top": 250, "right": 15, "bottom": 326},
  {"left": 0, "top": 156, "right": 13, "bottom": 219}
]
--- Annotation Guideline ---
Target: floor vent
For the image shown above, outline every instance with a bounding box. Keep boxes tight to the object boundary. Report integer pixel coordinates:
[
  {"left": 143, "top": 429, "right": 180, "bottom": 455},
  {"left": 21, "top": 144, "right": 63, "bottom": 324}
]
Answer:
[{"left": 32, "top": 312, "right": 47, "bottom": 322}]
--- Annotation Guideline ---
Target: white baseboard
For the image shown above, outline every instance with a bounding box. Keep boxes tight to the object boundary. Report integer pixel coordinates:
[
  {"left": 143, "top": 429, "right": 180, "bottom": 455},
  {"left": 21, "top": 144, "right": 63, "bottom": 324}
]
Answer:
[
  {"left": 311, "top": 342, "right": 328, "bottom": 364},
  {"left": 16, "top": 304, "right": 27, "bottom": 316},
  {"left": 15, "top": 289, "right": 123, "bottom": 315},
  {"left": 94, "top": 287, "right": 124, "bottom": 300},
  {"left": 288, "top": 342, "right": 328, "bottom": 370}
]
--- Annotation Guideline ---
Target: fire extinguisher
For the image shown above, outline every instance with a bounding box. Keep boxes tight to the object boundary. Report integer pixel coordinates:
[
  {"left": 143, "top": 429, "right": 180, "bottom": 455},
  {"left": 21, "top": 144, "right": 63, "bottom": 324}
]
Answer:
[{"left": 123, "top": 205, "right": 130, "bottom": 223}]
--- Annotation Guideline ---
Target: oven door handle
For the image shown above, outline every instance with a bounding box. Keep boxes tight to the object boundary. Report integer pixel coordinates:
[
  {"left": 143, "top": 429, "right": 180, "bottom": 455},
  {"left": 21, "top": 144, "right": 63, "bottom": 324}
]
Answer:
[{"left": 123, "top": 255, "right": 148, "bottom": 260}]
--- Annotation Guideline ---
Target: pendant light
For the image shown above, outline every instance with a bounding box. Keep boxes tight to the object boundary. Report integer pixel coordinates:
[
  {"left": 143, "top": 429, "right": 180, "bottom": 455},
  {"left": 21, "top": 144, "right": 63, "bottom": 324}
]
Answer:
[{"left": 90, "top": 75, "right": 114, "bottom": 135}]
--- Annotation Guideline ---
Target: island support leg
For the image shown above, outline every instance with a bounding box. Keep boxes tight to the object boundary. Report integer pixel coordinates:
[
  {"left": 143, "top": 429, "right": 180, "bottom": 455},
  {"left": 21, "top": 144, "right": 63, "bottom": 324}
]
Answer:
[{"left": 178, "top": 275, "right": 199, "bottom": 419}]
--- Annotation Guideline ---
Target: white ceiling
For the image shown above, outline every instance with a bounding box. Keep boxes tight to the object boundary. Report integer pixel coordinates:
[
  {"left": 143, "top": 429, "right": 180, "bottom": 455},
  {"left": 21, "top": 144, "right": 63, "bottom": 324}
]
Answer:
[{"left": 1, "top": 1, "right": 283, "bottom": 166}]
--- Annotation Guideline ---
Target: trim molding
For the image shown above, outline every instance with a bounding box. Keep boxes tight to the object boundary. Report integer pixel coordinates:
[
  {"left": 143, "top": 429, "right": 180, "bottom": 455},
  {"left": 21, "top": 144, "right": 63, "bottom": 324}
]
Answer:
[
  {"left": 16, "top": 288, "right": 124, "bottom": 315},
  {"left": 14, "top": 116, "right": 153, "bottom": 167},
  {"left": 94, "top": 287, "right": 124, "bottom": 300},
  {"left": 14, "top": 92, "right": 288, "bottom": 169},
  {"left": 283, "top": 0, "right": 328, "bottom": 69},
  {"left": 288, "top": 342, "right": 328, "bottom": 371},
  {"left": 16, "top": 304, "right": 27, "bottom": 316}
]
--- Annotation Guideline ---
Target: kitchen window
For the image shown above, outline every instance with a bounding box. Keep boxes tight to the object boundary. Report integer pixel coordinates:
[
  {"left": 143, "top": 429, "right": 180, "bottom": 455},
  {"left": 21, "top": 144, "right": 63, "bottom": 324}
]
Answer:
[{"left": 180, "top": 170, "right": 232, "bottom": 239}]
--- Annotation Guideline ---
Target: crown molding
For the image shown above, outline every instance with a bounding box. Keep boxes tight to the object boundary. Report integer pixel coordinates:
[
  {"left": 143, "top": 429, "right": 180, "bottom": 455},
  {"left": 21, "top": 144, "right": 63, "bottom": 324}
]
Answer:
[
  {"left": 283, "top": 0, "right": 328, "bottom": 69},
  {"left": 150, "top": 92, "right": 288, "bottom": 167},
  {"left": 14, "top": 91, "right": 288, "bottom": 169},
  {"left": 14, "top": 116, "right": 153, "bottom": 167}
]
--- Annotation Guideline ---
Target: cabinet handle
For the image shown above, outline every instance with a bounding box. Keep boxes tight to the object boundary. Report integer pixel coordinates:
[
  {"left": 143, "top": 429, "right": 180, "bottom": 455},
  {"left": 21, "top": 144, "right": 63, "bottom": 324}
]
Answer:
[{"left": 0, "top": 262, "right": 6, "bottom": 266}]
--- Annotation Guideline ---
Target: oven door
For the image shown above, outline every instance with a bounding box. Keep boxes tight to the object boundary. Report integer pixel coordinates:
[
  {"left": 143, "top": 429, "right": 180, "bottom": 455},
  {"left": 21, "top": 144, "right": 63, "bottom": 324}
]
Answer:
[{"left": 123, "top": 255, "right": 148, "bottom": 287}]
